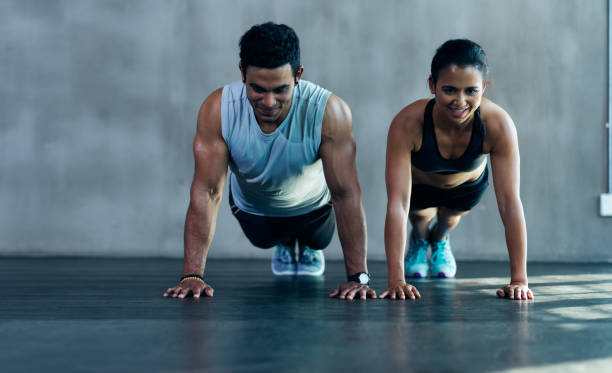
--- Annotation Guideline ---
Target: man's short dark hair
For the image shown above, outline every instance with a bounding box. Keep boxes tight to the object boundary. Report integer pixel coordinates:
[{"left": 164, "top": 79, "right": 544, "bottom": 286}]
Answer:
[{"left": 239, "top": 22, "right": 301, "bottom": 78}]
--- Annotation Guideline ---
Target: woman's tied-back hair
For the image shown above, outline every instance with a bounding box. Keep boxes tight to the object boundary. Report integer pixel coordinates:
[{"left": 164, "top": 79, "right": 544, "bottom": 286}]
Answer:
[
  {"left": 239, "top": 22, "right": 301, "bottom": 78},
  {"left": 431, "top": 39, "right": 488, "bottom": 84}
]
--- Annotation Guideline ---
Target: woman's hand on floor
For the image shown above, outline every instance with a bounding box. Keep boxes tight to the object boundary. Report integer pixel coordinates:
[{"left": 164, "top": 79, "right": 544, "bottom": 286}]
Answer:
[
  {"left": 497, "top": 282, "right": 534, "bottom": 300},
  {"left": 378, "top": 281, "right": 421, "bottom": 300}
]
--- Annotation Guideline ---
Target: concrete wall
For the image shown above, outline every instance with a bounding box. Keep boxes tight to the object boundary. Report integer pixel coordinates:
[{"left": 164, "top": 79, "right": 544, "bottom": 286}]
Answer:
[{"left": 1, "top": 0, "right": 611, "bottom": 262}]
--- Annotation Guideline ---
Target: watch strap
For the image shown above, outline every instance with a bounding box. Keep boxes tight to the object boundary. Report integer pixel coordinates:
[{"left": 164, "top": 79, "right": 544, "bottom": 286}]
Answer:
[{"left": 347, "top": 272, "right": 370, "bottom": 285}]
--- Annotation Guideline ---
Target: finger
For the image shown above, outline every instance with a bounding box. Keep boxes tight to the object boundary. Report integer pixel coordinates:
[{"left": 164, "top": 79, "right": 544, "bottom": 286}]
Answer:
[
  {"left": 393, "top": 289, "right": 402, "bottom": 300},
  {"left": 513, "top": 287, "right": 520, "bottom": 300},
  {"left": 379, "top": 290, "right": 389, "bottom": 299},
  {"left": 346, "top": 287, "right": 360, "bottom": 300},
  {"left": 192, "top": 286, "right": 202, "bottom": 299},
  {"left": 329, "top": 288, "right": 340, "bottom": 298},
  {"left": 178, "top": 287, "right": 192, "bottom": 299},
  {"left": 412, "top": 287, "right": 421, "bottom": 299},
  {"left": 398, "top": 288, "right": 406, "bottom": 300},
  {"left": 527, "top": 289, "right": 534, "bottom": 300},
  {"left": 496, "top": 289, "right": 504, "bottom": 298},
  {"left": 504, "top": 287, "right": 512, "bottom": 299},
  {"left": 163, "top": 287, "right": 175, "bottom": 297},
  {"left": 358, "top": 289, "right": 367, "bottom": 300},
  {"left": 367, "top": 288, "right": 377, "bottom": 298},
  {"left": 204, "top": 286, "right": 214, "bottom": 297},
  {"left": 171, "top": 287, "right": 182, "bottom": 298},
  {"left": 340, "top": 286, "right": 354, "bottom": 300},
  {"left": 390, "top": 289, "right": 396, "bottom": 300},
  {"left": 520, "top": 289, "right": 528, "bottom": 300},
  {"left": 404, "top": 286, "right": 415, "bottom": 300}
]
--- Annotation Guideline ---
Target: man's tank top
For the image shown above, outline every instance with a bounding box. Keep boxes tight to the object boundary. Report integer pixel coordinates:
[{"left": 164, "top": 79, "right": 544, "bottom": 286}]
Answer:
[
  {"left": 221, "top": 80, "right": 332, "bottom": 216},
  {"left": 412, "top": 99, "right": 487, "bottom": 174}
]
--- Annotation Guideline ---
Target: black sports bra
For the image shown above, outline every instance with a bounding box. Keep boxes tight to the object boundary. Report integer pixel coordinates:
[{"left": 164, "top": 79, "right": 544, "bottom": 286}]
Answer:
[{"left": 411, "top": 99, "right": 487, "bottom": 174}]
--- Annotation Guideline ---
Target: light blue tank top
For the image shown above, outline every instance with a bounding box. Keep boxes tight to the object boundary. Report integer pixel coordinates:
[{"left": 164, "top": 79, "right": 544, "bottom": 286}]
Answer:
[{"left": 221, "top": 80, "right": 332, "bottom": 216}]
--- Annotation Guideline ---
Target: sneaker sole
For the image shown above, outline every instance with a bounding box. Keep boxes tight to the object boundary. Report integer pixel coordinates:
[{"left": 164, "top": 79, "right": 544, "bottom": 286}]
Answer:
[
  {"left": 297, "top": 269, "right": 324, "bottom": 276},
  {"left": 297, "top": 262, "right": 325, "bottom": 276},
  {"left": 406, "top": 272, "right": 426, "bottom": 278},
  {"left": 271, "top": 262, "right": 296, "bottom": 276},
  {"left": 272, "top": 269, "right": 296, "bottom": 276}
]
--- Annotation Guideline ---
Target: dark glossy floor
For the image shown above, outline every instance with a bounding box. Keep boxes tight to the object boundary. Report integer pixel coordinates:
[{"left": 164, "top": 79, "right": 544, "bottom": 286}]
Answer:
[{"left": 1, "top": 258, "right": 612, "bottom": 373}]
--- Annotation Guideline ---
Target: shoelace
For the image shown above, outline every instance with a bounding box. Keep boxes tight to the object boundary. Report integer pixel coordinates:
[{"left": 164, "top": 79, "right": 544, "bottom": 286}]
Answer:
[
  {"left": 431, "top": 243, "right": 451, "bottom": 263},
  {"left": 408, "top": 238, "right": 428, "bottom": 264},
  {"left": 279, "top": 248, "right": 294, "bottom": 264},
  {"left": 408, "top": 246, "right": 428, "bottom": 264},
  {"left": 300, "top": 248, "right": 317, "bottom": 264}
]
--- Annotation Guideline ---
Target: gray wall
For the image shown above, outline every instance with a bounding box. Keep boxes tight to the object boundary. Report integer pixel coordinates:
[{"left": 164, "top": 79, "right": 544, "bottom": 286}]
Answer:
[{"left": 1, "top": 0, "right": 611, "bottom": 262}]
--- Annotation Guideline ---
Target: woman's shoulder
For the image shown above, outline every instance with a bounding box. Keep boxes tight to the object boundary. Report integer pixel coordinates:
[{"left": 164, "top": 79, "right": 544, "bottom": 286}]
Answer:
[
  {"left": 387, "top": 98, "right": 431, "bottom": 151},
  {"left": 390, "top": 98, "right": 430, "bottom": 132},
  {"left": 479, "top": 98, "right": 513, "bottom": 128},
  {"left": 479, "top": 98, "right": 518, "bottom": 151}
]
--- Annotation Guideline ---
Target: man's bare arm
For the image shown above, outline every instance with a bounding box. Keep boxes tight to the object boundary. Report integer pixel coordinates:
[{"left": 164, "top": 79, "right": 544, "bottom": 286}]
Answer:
[
  {"left": 320, "top": 95, "right": 375, "bottom": 300},
  {"left": 164, "top": 89, "right": 228, "bottom": 299}
]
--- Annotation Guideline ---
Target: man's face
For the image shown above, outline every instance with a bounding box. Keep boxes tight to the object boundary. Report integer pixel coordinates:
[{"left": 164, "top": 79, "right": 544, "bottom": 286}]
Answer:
[{"left": 241, "top": 63, "right": 303, "bottom": 127}]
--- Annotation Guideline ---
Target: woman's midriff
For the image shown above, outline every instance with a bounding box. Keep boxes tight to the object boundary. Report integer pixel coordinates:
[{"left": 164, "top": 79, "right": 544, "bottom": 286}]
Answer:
[{"left": 411, "top": 158, "right": 487, "bottom": 189}]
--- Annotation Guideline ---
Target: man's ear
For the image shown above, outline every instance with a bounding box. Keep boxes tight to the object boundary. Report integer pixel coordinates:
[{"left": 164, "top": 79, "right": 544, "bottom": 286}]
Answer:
[
  {"left": 239, "top": 63, "right": 246, "bottom": 83},
  {"left": 294, "top": 66, "right": 304, "bottom": 84}
]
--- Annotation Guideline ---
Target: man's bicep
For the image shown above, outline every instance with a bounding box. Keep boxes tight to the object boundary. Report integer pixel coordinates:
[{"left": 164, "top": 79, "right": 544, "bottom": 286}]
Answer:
[
  {"left": 192, "top": 133, "right": 228, "bottom": 193},
  {"left": 191, "top": 91, "right": 229, "bottom": 197},
  {"left": 319, "top": 95, "right": 360, "bottom": 196},
  {"left": 320, "top": 135, "right": 358, "bottom": 196}
]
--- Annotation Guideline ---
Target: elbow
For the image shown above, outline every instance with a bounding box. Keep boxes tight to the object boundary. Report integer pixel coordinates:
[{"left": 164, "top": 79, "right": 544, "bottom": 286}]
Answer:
[
  {"left": 386, "top": 198, "right": 409, "bottom": 223},
  {"left": 190, "top": 182, "right": 223, "bottom": 209},
  {"left": 329, "top": 185, "right": 361, "bottom": 205},
  {"left": 497, "top": 195, "right": 523, "bottom": 222}
]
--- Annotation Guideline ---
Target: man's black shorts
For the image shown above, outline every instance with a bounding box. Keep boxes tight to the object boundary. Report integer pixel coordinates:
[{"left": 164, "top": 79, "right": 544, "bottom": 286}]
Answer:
[
  {"left": 410, "top": 167, "right": 489, "bottom": 211},
  {"left": 229, "top": 190, "right": 336, "bottom": 250}
]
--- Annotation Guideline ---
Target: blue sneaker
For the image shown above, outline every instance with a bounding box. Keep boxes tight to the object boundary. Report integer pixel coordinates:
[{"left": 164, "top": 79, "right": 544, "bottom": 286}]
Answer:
[
  {"left": 271, "top": 243, "right": 296, "bottom": 275},
  {"left": 297, "top": 245, "right": 325, "bottom": 276},
  {"left": 405, "top": 231, "right": 429, "bottom": 278},
  {"left": 430, "top": 237, "right": 457, "bottom": 278}
]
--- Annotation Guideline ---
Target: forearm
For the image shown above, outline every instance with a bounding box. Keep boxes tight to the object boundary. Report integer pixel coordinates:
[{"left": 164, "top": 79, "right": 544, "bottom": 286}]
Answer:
[
  {"left": 182, "top": 195, "right": 222, "bottom": 276},
  {"left": 500, "top": 201, "right": 528, "bottom": 283},
  {"left": 384, "top": 204, "right": 408, "bottom": 285},
  {"left": 332, "top": 191, "right": 367, "bottom": 276}
]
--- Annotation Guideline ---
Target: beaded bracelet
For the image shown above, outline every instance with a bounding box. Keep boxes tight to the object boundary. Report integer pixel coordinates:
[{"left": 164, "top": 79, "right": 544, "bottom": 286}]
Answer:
[{"left": 179, "top": 274, "right": 205, "bottom": 285}]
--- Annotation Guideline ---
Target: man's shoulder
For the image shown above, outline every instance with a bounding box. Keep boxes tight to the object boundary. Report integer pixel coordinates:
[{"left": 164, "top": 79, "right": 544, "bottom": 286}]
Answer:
[
  {"left": 321, "top": 94, "right": 352, "bottom": 138},
  {"left": 197, "top": 88, "right": 224, "bottom": 133},
  {"left": 222, "top": 80, "right": 246, "bottom": 97},
  {"left": 198, "top": 81, "right": 247, "bottom": 128},
  {"left": 295, "top": 80, "right": 332, "bottom": 102}
]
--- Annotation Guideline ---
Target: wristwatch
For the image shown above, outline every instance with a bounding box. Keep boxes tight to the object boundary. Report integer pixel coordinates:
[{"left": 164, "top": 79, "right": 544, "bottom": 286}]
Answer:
[{"left": 347, "top": 272, "right": 370, "bottom": 285}]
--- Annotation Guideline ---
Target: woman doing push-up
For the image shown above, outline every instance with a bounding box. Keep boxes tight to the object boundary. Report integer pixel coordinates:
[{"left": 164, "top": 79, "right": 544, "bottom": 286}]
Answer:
[{"left": 380, "top": 39, "right": 533, "bottom": 301}]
